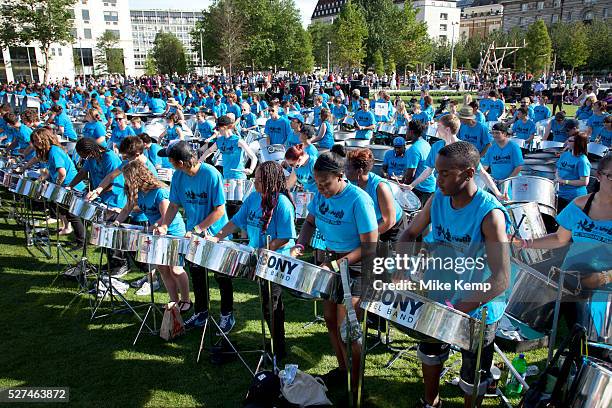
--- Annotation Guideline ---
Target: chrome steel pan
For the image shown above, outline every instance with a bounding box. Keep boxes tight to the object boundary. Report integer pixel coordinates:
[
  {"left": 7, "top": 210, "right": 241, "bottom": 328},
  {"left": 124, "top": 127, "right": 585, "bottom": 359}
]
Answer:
[
  {"left": 117, "top": 224, "right": 145, "bottom": 252},
  {"left": 568, "top": 357, "right": 611, "bottom": 408},
  {"left": 369, "top": 145, "right": 392, "bottom": 162},
  {"left": 255, "top": 249, "right": 339, "bottom": 300},
  {"left": 361, "top": 288, "right": 483, "bottom": 352},
  {"left": 135, "top": 233, "right": 187, "bottom": 266},
  {"left": 388, "top": 181, "right": 422, "bottom": 212},
  {"left": 186, "top": 236, "right": 255, "bottom": 278},
  {"left": 157, "top": 168, "right": 174, "bottom": 182},
  {"left": 89, "top": 223, "right": 119, "bottom": 249},
  {"left": 505, "top": 202, "right": 553, "bottom": 265},
  {"left": 344, "top": 139, "right": 370, "bottom": 148},
  {"left": 499, "top": 176, "right": 557, "bottom": 218},
  {"left": 69, "top": 194, "right": 103, "bottom": 221}
]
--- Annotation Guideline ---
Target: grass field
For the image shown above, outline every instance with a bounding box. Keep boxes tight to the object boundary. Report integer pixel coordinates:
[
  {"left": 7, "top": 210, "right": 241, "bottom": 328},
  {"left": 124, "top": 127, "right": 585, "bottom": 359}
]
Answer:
[{"left": 0, "top": 202, "right": 553, "bottom": 408}]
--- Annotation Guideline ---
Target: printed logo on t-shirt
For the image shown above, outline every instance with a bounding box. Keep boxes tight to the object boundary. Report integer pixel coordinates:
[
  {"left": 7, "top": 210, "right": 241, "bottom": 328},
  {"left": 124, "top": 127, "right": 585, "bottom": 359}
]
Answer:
[
  {"left": 185, "top": 190, "right": 209, "bottom": 202},
  {"left": 434, "top": 225, "right": 472, "bottom": 244},
  {"left": 493, "top": 154, "right": 511, "bottom": 163},
  {"left": 560, "top": 160, "right": 576, "bottom": 170}
]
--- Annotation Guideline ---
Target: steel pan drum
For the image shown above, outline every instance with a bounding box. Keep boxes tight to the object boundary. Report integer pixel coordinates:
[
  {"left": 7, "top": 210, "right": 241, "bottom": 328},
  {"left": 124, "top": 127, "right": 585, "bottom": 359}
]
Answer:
[
  {"left": 588, "top": 143, "right": 609, "bottom": 159},
  {"left": 344, "top": 139, "right": 370, "bottom": 148},
  {"left": 255, "top": 249, "right": 339, "bottom": 300},
  {"left": 526, "top": 164, "right": 556, "bottom": 180},
  {"left": 90, "top": 223, "right": 117, "bottom": 249},
  {"left": 369, "top": 145, "right": 392, "bottom": 162},
  {"left": 186, "top": 236, "right": 255, "bottom": 278},
  {"left": 292, "top": 191, "right": 314, "bottom": 219},
  {"left": 69, "top": 194, "right": 103, "bottom": 221},
  {"left": 568, "top": 357, "right": 612, "bottom": 408},
  {"left": 136, "top": 233, "right": 187, "bottom": 266},
  {"left": 506, "top": 262, "right": 575, "bottom": 331},
  {"left": 538, "top": 140, "right": 565, "bottom": 152},
  {"left": 580, "top": 291, "right": 611, "bottom": 346},
  {"left": 499, "top": 176, "right": 557, "bottom": 218},
  {"left": 388, "top": 181, "right": 422, "bottom": 212},
  {"left": 505, "top": 202, "right": 553, "bottom": 265},
  {"left": 378, "top": 123, "right": 395, "bottom": 134},
  {"left": 117, "top": 224, "right": 145, "bottom": 252},
  {"left": 334, "top": 131, "right": 356, "bottom": 141},
  {"left": 361, "top": 289, "right": 483, "bottom": 352},
  {"left": 525, "top": 152, "right": 557, "bottom": 160},
  {"left": 260, "top": 144, "right": 286, "bottom": 162},
  {"left": 157, "top": 168, "right": 174, "bottom": 182}
]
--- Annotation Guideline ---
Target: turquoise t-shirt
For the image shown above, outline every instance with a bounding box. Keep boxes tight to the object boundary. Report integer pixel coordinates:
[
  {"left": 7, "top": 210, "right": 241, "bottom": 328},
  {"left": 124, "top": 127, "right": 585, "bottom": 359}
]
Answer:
[
  {"left": 587, "top": 113, "right": 609, "bottom": 141},
  {"left": 556, "top": 151, "right": 591, "bottom": 200},
  {"left": 264, "top": 117, "right": 292, "bottom": 145},
  {"left": 482, "top": 140, "right": 524, "bottom": 180},
  {"left": 54, "top": 112, "right": 77, "bottom": 141},
  {"left": 47, "top": 145, "right": 85, "bottom": 191},
  {"left": 232, "top": 191, "right": 296, "bottom": 255},
  {"left": 363, "top": 172, "right": 403, "bottom": 225},
  {"left": 168, "top": 163, "right": 228, "bottom": 234},
  {"left": 307, "top": 183, "right": 378, "bottom": 252},
  {"left": 318, "top": 121, "right": 335, "bottom": 149},
  {"left": 382, "top": 149, "right": 408, "bottom": 177},
  {"left": 294, "top": 154, "right": 318, "bottom": 193},
  {"left": 216, "top": 134, "right": 245, "bottom": 180},
  {"left": 83, "top": 150, "right": 126, "bottom": 208},
  {"left": 458, "top": 122, "right": 492, "bottom": 152},
  {"left": 550, "top": 120, "right": 568, "bottom": 142},
  {"left": 138, "top": 188, "right": 186, "bottom": 237},
  {"left": 406, "top": 138, "right": 436, "bottom": 193},
  {"left": 511, "top": 119, "right": 536, "bottom": 140},
  {"left": 354, "top": 110, "right": 376, "bottom": 140}
]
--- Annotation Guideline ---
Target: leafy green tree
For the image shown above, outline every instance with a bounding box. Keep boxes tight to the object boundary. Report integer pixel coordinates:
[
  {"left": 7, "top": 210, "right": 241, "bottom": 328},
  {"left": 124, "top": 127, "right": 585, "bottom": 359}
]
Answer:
[
  {"left": 308, "top": 22, "right": 336, "bottom": 69},
  {"left": 518, "top": 20, "right": 551, "bottom": 74},
  {"left": 0, "top": 0, "right": 76, "bottom": 83},
  {"left": 334, "top": 1, "right": 368, "bottom": 70},
  {"left": 144, "top": 55, "right": 157, "bottom": 76},
  {"left": 151, "top": 32, "right": 187, "bottom": 75},
  {"left": 289, "top": 28, "right": 314, "bottom": 73},
  {"left": 373, "top": 50, "right": 384, "bottom": 75},
  {"left": 95, "top": 31, "right": 124, "bottom": 75},
  {"left": 550, "top": 22, "right": 589, "bottom": 72},
  {"left": 391, "top": 1, "right": 431, "bottom": 70},
  {"left": 585, "top": 20, "right": 611, "bottom": 72}
]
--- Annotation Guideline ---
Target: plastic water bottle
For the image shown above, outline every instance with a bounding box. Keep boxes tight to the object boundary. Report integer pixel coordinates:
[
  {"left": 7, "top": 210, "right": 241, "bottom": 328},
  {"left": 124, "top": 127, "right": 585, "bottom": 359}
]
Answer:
[{"left": 506, "top": 354, "right": 527, "bottom": 396}]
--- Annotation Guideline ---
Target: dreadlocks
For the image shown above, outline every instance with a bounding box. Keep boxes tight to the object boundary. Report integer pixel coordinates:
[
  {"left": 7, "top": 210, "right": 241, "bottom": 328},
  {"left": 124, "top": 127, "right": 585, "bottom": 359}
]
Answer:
[
  {"left": 122, "top": 160, "right": 166, "bottom": 206},
  {"left": 76, "top": 137, "right": 107, "bottom": 161},
  {"left": 31, "top": 127, "right": 61, "bottom": 161},
  {"left": 258, "top": 161, "right": 294, "bottom": 233}
]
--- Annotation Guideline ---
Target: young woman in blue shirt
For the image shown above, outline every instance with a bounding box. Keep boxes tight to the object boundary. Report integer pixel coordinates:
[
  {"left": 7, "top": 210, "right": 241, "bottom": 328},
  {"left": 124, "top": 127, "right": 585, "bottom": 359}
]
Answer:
[{"left": 556, "top": 132, "right": 591, "bottom": 211}]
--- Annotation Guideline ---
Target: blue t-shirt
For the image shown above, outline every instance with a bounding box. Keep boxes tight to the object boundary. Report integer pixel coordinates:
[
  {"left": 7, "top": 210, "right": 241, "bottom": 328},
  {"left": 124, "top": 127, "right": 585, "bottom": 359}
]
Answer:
[
  {"left": 458, "top": 122, "right": 492, "bottom": 152},
  {"left": 363, "top": 172, "right": 403, "bottom": 225},
  {"left": 197, "top": 120, "right": 215, "bottom": 139},
  {"left": 474, "top": 110, "right": 486, "bottom": 124},
  {"left": 241, "top": 113, "right": 257, "bottom": 130},
  {"left": 47, "top": 145, "right": 84, "bottom": 190},
  {"left": 354, "top": 110, "right": 376, "bottom": 140},
  {"left": 212, "top": 103, "right": 228, "bottom": 118},
  {"left": 13, "top": 124, "right": 34, "bottom": 159},
  {"left": 600, "top": 128, "right": 612, "bottom": 147},
  {"left": 294, "top": 154, "right": 318, "bottom": 193},
  {"left": 485, "top": 99, "right": 505, "bottom": 121},
  {"left": 382, "top": 149, "right": 408, "bottom": 177},
  {"left": 138, "top": 188, "right": 186, "bottom": 237},
  {"left": 422, "top": 105, "right": 435, "bottom": 123},
  {"left": 556, "top": 151, "right": 590, "bottom": 200},
  {"left": 406, "top": 138, "right": 436, "bottom": 193},
  {"left": 83, "top": 150, "right": 126, "bottom": 208},
  {"left": 550, "top": 120, "right": 568, "bottom": 142},
  {"left": 307, "top": 183, "right": 378, "bottom": 252},
  {"left": 533, "top": 105, "right": 551, "bottom": 123},
  {"left": 83, "top": 121, "right": 107, "bottom": 142},
  {"left": 226, "top": 103, "right": 242, "bottom": 119},
  {"left": 148, "top": 98, "right": 166, "bottom": 114},
  {"left": 318, "top": 121, "right": 334, "bottom": 149},
  {"left": 216, "top": 135, "right": 245, "bottom": 180},
  {"left": 168, "top": 163, "right": 228, "bottom": 234},
  {"left": 587, "top": 113, "right": 609, "bottom": 141},
  {"left": 426, "top": 188, "right": 511, "bottom": 324},
  {"left": 479, "top": 98, "right": 492, "bottom": 115},
  {"left": 411, "top": 112, "right": 429, "bottom": 125},
  {"left": 232, "top": 191, "right": 296, "bottom": 254},
  {"left": 482, "top": 140, "right": 524, "bottom": 180},
  {"left": 110, "top": 125, "right": 135, "bottom": 146},
  {"left": 575, "top": 105, "right": 592, "bottom": 121},
  {"left": 285, "top": 131, "right": 302, "bottom": 148},
  {"left": 55, "top": 112, "right": 77, "bottom": 141},
  {"left": 264, "top": 116, "right": 292, "bottom": 145},
  {"left": 331, "top": 104, "right": 348, "bottom": 120},
  {"left": 511, "top": 119, "right": 536, "bottom": 140}
]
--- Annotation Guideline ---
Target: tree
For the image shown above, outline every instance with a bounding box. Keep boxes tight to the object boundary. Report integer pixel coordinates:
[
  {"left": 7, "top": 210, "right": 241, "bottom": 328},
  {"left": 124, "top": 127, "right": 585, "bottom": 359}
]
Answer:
[
  {"left": 151, "top": 32, "right": 187, "bottom": 75},
  {"left": 373, "top": 50, "right": 384, "bottom": 75},
  {"left": 144, "top": 55, "right": 157, "bottom": 76},
  {"left": 308, "top": 22, "right": 335, "bottom": 68},
  {"left": 95, "top": 31, "right": 124, "bottom": 75},
  {"left": 585, "top": 20, "right": 611, "bottom": 72},
  {"left": 0, "top": 0, "right": 76, "bottom": 83},
  {"left": 334, "top": 1, "right": 368, "bottom": 70},
  {"left": 550, "top": 22, "right": 589, "bottom": 72},
  {"left": 289, "top": 28, "right": 314, "bottom": 73},
  {"left": 518, "top": 20, "right": 551, "bottom": 74},
  {"left": 392, "top": 1, "right": 431, "bottom": 70}
]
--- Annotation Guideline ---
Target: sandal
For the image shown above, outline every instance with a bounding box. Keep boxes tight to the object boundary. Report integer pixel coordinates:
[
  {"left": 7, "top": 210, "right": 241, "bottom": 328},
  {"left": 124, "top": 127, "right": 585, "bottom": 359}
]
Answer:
[{"left": 177, "top": 300, "right": 193, "bottom": 313}]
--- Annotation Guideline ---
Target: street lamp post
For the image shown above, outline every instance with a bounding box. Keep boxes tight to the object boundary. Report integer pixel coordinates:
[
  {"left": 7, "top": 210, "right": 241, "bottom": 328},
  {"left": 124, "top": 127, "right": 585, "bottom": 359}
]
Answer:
[
  {"left": 449, "top": 21, "right": 458, "bottom": 84},
  {"left": 200, "top": 30, "right": 204, "bottom": 77},
  {"left": 327, "top": 41, "right": 331, "bottom": 75},
  {"left": 26, "top": 47, "right": 34, "bottom": 82}
]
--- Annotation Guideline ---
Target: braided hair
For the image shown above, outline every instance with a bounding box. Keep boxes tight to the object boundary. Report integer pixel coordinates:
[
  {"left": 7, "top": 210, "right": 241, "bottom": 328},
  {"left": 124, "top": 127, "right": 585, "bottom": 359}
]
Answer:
[
  {"left": 258, "top": 161, "right": 294, "bottom": 234},
  {"left": 76, "top": 137, "right": 108, "bottom": 161}
]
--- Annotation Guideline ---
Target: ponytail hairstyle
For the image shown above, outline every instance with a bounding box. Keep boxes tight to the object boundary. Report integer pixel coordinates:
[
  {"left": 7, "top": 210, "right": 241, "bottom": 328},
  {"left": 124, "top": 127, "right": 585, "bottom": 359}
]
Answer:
[
  {"left": 314, "top": 144, "right": 346, "bottom": 176},
  {"left": 258, "top": 161, "right": 294, "bottom": 233}
]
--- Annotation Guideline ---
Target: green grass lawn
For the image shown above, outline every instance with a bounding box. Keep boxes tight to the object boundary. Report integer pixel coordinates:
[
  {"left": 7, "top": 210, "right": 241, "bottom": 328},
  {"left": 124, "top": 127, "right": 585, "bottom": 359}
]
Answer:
[{"left": 0, "top": 202, "right": 553, "bottom": 407}]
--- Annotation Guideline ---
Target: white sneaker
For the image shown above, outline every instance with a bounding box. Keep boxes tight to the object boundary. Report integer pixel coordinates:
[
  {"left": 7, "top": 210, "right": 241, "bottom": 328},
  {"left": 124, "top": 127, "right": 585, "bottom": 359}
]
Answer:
[
  {"left": 136, "top": 280, "right": 160, "bottom": 296},
  {"left": 58, "top": 227, "right": 74, "bottom": 236}
]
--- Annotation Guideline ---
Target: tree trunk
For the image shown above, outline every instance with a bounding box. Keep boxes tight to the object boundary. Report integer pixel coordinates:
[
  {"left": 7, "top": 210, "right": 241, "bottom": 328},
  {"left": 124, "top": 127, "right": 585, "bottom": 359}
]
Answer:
[{"left": 42, "top": 47, "right": 50, "bottom": 84}]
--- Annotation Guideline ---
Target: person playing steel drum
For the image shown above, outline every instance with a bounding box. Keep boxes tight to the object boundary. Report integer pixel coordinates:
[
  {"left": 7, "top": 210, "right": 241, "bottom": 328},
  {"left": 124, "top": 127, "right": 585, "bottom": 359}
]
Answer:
[
  {"left": 212, "top": 161, "right": 297, "bottom": 360},
  {"left": 290, "top": 149, "right": 378, "bottom": 402},
  {"left": 399, "top": 141, "right": 512, "bottom": 408},
  {"left": 555, "top": 132, "right": 591, "bottom": 212}
]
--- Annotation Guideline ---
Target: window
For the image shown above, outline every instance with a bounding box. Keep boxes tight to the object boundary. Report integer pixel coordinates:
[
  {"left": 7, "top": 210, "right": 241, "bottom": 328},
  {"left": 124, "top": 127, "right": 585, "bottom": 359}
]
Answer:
[
  {"left": 51, "top": 48, "right": 56, "bottom": 56},
  {"left": 519, "top": 16, "right": 525, "bottom": 25},
  {"left": 103, "top": 11, "right": 118, "bottom": 22},
  {"left": 439, "top": 34, "right": 447, "bottom": 41},
  {"left": 440, "top": 24, "right": 447, "bottom": 31},
  {"left": 58, "top": 48, "right": 62, "bottom": 56},
  {"left": 553, "top": 0, "right": 561, "bottom": 6},
  {"left": 82, "top": 9, "right": 89, "bottom": 20},
  {"left": 604, "top": 8, "right": 608, "bottom": 17},
  {"left": 537, "top": 1, "right": 544, "bottom": 9},
  {"left": 73, "top": 48, "right": 94, "bottom": 66},
  {"left": 104, "top": 0, "right": 117, "bottom": 5},
  {"left": 84, "top": 28, "right": 92, "bottom": 39},
  {"left": 552, "top": 14, "right": 559, "bottom": 22},
  {"left": 440, "top": 12, "right": 448, "bottom": 20},
  {"left": 68, "top": 8, "right": 75, "bottom": 18},
  {"left": 70, "top": 29, "right": 77, "bottom": 38},
  {"left": 521, "top": 3, "right": 529, "bottom": 11}
]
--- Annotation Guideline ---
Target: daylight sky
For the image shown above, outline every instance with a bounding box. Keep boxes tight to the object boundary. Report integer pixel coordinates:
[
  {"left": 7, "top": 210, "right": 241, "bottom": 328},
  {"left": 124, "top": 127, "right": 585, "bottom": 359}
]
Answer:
[{"left": 127, "top": 0, "right": 318, "bottom": 26}]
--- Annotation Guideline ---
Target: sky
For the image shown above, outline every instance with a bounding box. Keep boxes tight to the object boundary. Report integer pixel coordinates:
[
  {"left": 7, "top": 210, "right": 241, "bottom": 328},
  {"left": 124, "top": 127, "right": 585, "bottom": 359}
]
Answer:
[{"left": 127, "top": 0, "right": 318, "bottom": 26}]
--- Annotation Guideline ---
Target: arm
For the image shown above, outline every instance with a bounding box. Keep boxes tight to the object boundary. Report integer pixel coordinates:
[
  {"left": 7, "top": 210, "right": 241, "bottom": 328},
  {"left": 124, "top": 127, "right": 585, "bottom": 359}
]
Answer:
[
  {"left": 55, "top": 167, "right": 67, "bottom": 186},
  {"left": 453, "top": 209, "right": 510, "bottom": 314},
  {"left": 480, "top": 168, "right": 506, "bottom": 200},
  {"left": 402, "top": 167, "right": 417, "bottom": 185},
  {"left": 156, "top": 202, "right": 180, "bottom": 235},
  {"left": 22, "top": 156, "right": 40, "bottom": 170},
  {"left": 376, "top": 183, "right": 396, "bottom": 235},
  {"left": 87, "top": 168, "right": 121, "bottom": 200},
  {"left": 68, "top": 168, "right": 88, "bottom": 189},
  {"left": 176, "top": 126, "right": 184, "bottom": 141},
  {"left": 545, "top": 122, "right": 553, "bottom": 141},
  {"left": 508, "top": 165, "right": 523, "bottom": 179},
  {"left": 556, "top": 175, "right": 589, "bottom": 187},
  {"left": 237, "top": 139, "right": 257, "bottom": 175},
  {"left": 198, "top": 143, "right": 217, "bottom": 163},
  {"left": 406, "top": 166, "right": 433, "bottom": 191},
  {"left": 114, "top": 199, "right": 135, "bottom": 225},
  {"left": 312, "top": 122, "right": 326, "bottom": 143},
  {"left": 195, "top": 205, "right": 225, "bottom": 234},
  {"left": 291, "top": 213, "right": 316, "bottom": 256},
  {"left": 214, "top": 220, "right": 240, "bottom": 240},
  {"left": 480, "top": 143, "right": 491, "bottom": 158}
]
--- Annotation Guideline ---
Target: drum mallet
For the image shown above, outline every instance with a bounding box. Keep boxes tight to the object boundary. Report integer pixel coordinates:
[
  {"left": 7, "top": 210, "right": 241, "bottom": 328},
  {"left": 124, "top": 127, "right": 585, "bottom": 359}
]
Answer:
[{"left": 471, "top": 306, "right": 488, "bottom": 408}]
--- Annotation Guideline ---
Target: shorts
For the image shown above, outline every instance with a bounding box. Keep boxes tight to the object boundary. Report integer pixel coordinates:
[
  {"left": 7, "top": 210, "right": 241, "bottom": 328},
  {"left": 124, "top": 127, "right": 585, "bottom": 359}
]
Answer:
[
  {"left": 324, "top": 252, "right": 363, "bottom": 302},
  {"left": 417, "top": 323, "right": 498, "bottom": 396}
]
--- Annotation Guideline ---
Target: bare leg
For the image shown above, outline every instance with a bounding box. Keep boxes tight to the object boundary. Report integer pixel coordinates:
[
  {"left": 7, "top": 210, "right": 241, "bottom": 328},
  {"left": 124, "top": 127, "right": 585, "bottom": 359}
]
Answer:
[
  {"left": 171, "top": 266, "right": 190, "bottom": 302},
  {"left": 422, "top": 363, "right": 443, "bottom": 406},
  {"left": 156, "top": 265, "right": 178, "bottom": 302},
  {"left": 323, "top": 300, "right": 345, "bottom": 370},
  {"left": 464, "top": 393, "right": 484, "bottom": 408},
  {"left": 335, "top": 297, "right": 364, "bottom": 391}
]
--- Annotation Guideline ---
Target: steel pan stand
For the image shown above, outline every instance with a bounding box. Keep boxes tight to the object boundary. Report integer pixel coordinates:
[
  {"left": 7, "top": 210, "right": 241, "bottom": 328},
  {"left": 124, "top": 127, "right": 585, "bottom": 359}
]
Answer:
[
  {"left": 133, "top": 253, "right": 164, "bottom": 345},
  {"left": 547, "top": 267, "right": 566, "bottom": 366},
  {"left": 470, "top": 307, "right": 488, "bottom": 408},
  {"left": 195, "top": 264, "right": 255, "bottom": 376}
]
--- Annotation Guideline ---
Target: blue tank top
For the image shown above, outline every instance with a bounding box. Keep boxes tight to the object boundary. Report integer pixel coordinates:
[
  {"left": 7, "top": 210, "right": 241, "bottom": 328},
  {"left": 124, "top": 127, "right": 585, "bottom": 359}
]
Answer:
[
  {"left": 216, "top": 135, "right": 245, "bottom": 180},
  {"left": 363, "top": 173, "right": 403, "bottom": 225},
  {"left": 426, "top": 188, "right": 511, "bottom": 324},
  {"left": 319, "top": 121, "right": 334, "bottom": 149}
]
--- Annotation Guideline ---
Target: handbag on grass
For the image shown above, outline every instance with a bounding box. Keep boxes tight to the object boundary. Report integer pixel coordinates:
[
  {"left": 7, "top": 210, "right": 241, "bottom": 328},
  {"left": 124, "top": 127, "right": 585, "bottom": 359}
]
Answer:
[
  {"left": 159, "top": 302, "right": 185, "bottom": 341},
  {"left": 280, "top": 369, "right": 332, "bottom": 407}
]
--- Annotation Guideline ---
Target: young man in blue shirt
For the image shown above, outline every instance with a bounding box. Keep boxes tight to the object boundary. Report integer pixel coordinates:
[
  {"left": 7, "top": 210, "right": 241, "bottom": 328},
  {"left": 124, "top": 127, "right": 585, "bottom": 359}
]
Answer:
[
  {"left": 457, "top": 106, "right": 492, "bottom": 157},
  {"left": 382, "top": 137, "right": 409, "bottom": 179}
]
